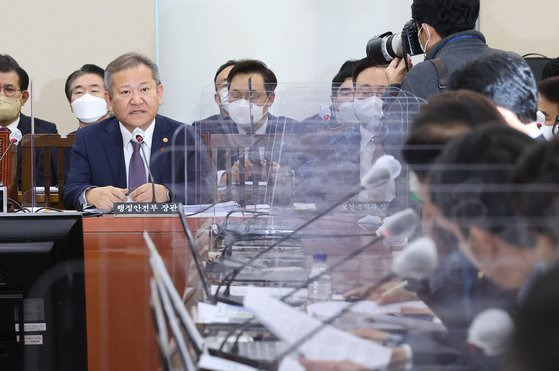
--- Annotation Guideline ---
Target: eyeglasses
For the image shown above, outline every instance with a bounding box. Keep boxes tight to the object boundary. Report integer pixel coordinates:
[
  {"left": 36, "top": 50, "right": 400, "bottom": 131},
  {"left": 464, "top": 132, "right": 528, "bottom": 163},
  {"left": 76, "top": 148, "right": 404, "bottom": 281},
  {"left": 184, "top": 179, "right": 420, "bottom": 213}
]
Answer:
[{"left": 0, "top": 86, "right": 22, "bottom": 97}]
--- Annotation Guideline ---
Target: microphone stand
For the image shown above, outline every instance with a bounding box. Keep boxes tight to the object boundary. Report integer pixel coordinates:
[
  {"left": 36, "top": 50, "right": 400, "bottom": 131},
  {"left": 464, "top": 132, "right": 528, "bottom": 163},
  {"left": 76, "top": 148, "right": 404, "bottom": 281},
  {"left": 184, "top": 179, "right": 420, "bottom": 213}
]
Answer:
[
  {"left": 136, "top": 135, "right": 156, "bottom": 203},
  {"left": 213, "top": 184, "right": 364, "bottom": 303},
  {"left": 222, "top": 233, "right": 386, "bottom": 352}
]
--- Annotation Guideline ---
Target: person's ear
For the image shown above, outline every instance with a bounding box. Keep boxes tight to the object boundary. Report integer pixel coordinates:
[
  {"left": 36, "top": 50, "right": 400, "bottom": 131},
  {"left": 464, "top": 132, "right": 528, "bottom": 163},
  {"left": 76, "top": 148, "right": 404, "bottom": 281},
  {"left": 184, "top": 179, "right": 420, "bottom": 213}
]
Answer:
[
  {"left": 266, "top": 92, "right": 275, "bottom": 107},
  {"left": 156, "top": 83, "right": 164, "bottom": 105},
  {"left": 19, "top": 91, "right": 29, "bottom": 107},
  {"left": 105, "top": 91, "right": 113, "bottom": 111}
]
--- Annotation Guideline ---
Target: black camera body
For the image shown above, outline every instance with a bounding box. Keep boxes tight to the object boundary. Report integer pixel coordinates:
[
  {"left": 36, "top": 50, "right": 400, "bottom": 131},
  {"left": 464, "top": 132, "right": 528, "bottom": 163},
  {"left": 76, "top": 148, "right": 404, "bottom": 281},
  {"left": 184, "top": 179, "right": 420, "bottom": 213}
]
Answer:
[{"left": 366, "top": 20, "right": 424, "bottom": 65}]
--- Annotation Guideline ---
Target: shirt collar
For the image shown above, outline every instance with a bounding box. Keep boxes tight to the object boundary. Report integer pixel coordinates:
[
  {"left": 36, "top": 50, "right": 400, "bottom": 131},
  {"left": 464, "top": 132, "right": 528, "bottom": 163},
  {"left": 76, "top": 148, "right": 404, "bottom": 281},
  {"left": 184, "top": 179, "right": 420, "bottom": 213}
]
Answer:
[
  {"left": 119, "top": 119, "right": 156, "bottom": 149},
  {"left": 237, "top": 117, "right": 268, "bottom": 135},
  {"left": 7, "top": 115, "right": 20, "bottom": 133}
]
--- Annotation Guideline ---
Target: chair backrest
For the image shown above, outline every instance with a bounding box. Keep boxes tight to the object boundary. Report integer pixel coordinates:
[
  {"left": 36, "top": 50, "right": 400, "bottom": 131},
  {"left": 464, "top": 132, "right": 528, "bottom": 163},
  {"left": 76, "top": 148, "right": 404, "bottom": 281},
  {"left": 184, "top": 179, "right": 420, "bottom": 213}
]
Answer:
[
  {"left": 0, "top": 129, "right": 17, "bottom": 202},
  {"left": 21, "top": 134, "right": 75, "bottom": 209}
]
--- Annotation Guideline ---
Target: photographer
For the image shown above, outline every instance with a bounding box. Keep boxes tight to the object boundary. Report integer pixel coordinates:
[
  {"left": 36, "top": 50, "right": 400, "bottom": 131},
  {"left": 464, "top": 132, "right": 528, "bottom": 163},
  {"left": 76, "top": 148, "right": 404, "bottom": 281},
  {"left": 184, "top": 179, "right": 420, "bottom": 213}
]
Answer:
[{"left": 386, "top": 0, "right": 497, "bottom": 100}]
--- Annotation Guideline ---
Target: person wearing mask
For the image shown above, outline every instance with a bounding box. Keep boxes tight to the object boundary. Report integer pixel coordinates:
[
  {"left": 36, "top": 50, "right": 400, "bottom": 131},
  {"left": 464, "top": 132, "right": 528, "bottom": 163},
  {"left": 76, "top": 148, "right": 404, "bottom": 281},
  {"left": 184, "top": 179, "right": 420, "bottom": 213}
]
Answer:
[
  {"left": 204, "top": 59, "right": 297, "bottom": 185},
  {"left": 64, "top": 64, "right": 110, "bottom": 130},
  {"left": 0, "top": 54, "right": 58, "bottom": 188},
  {"left": 448, "top": 51, "right": 544, "bottom": 141},
  {"left": 428, "top": 125, "right": 545, "bottom": 301},
  {"left": 385, "top": 0, "right": 499, "bottom": 101},
  {"left": 63, "top": 52, "right": 212, "bottom": 210},
  {"left": 194, "top": 60, "right": 237, "bottom": 129},
  {"left": 537, "top": 77, "right": 559, "bottom": 140}
]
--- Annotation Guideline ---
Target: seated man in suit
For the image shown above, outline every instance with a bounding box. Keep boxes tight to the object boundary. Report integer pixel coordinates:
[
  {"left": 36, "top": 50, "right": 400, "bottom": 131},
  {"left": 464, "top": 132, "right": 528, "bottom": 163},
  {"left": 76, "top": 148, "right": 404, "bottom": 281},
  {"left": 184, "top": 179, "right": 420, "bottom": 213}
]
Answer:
[
  {"left": 63, "top": 52, "right": 211, "bottom": 210},
  {"left": 65, "top": 63, "right": 110, "bottom": 130},
  {"left": 201, "top": 60, "right": 298, "bottom": 183},
  {"left": 0, "top": 54, "right": 58, "bottom": 191},
  {"left": 39, "top": 64, "right": 111, "bottom": 186}
]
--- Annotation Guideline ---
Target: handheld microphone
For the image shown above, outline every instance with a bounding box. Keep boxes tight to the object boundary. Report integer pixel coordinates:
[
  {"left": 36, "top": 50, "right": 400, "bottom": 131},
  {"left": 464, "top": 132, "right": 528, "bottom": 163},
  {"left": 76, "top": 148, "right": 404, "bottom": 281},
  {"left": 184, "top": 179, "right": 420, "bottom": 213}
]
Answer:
[
  {"left": 220, "top": 208, "right": 419, "bottom": 352},
  {"left": 0, "top": 128, "right": 22, "bottom": 164},
  {"left": 132, "top": 127, "right": 156, "bottom": 203},
  {"left": 214, "top": 158, "right": 399, "bottom": 304},
  {"left": 269, "top": 236, "right": 439, "bottom": 365}
]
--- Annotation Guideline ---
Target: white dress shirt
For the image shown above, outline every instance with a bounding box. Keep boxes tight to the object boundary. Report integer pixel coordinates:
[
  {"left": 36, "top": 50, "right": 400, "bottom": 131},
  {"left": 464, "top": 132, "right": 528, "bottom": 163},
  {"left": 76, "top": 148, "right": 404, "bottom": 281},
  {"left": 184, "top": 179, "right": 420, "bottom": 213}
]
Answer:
[{"left": 119, "top": 119, "right": 155, "bottom": 187}]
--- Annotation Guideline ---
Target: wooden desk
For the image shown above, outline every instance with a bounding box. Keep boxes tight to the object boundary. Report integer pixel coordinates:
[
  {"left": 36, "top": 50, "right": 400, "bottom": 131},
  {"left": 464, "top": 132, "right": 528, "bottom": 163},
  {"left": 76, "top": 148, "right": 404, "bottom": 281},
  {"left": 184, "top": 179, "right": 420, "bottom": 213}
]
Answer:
[{"left": 83, "top": 215, "right": 206, "bottom": 371}]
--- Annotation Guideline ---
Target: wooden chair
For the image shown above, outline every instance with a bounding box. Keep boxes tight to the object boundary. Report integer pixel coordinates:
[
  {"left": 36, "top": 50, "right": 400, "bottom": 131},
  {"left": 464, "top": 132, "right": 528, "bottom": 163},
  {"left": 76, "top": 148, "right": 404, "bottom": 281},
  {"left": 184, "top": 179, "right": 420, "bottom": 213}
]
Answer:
[{"left": 21, "top": 134, "right": 75, "bottom": 209}]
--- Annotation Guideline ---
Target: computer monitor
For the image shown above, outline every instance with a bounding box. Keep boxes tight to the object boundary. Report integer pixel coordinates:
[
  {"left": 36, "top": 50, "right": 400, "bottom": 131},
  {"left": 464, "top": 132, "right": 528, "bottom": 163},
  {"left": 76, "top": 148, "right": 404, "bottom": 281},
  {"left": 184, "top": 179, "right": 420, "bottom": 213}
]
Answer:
[{"left": 0, "top": 213, "right": 87, "bottom": 371}]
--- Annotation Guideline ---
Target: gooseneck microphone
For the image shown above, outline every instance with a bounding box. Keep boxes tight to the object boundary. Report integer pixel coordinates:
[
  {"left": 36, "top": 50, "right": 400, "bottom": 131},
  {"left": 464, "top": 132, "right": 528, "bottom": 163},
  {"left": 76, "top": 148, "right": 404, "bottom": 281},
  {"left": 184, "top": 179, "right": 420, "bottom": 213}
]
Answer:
[
  {"left": 219, "top": 208, "right": 419, "bottom": 352},
  {"left": 0, "top": 128, "right": 22, "bottom": 163},
  {"left": 213, "top": 155, "right": 402, "bottom": 304},
  {"left": 269, "top": 236, "right": 439, "bottom": 366},
  {"left": 132, "top": 127, "right": 156, "bottom": 203}
]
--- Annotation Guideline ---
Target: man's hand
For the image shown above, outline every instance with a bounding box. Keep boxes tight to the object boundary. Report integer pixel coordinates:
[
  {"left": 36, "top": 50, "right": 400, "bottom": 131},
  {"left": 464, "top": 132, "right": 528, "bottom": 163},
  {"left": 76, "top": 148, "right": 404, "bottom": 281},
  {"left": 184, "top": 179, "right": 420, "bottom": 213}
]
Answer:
[
  {"left": 385, "top": 56, "right": 413, "bottom": 85},
  {"left": 85, "top": 186, "right": 128, "bottom": 210},
  {"left": 342, "top": 280, "right": 417, "bottom": 304},
  {"left": 230, "top": 160, "right": 254, "bottom": 183},
  {"left": 129, "top": 183, "right": 169, "bottom": 203},
  {"left": 230, "top": 159, "right": 281, "bottom": 183}
]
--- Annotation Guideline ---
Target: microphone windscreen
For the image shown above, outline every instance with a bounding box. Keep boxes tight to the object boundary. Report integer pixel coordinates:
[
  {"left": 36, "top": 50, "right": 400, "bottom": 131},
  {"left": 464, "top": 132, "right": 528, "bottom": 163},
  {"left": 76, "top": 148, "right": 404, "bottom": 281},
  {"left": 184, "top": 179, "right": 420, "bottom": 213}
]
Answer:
[
  {"left": 374, "top": 154, "right": 402, "bottom": 179},
  {"left": 391, "top": 236, "right": 438, "bottom": 280},
  {"left": 376, "top": 208, "right": 419, "bottom": 240},
  {"left": 467, "top": 308, "right": 514, "bottom": 356},
  {"left": 361, "top": 163, "right": 391, "bottom": 189},
  {"left": 10, "top": 128, "right": 22, "bottom": 144}
]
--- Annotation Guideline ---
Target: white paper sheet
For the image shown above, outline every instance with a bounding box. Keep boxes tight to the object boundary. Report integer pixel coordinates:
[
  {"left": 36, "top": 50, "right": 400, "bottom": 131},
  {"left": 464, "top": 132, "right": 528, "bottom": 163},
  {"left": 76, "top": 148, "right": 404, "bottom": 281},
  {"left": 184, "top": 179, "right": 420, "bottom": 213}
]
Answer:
[
  {"left": 198, "top": 353, "right": 259, "bottom": 371},
  {"left": 307, "top": 300, "right": 428, "bottom": 318},
  {"left": 243, "top": 287, "right": 392, "bottom": 368}
]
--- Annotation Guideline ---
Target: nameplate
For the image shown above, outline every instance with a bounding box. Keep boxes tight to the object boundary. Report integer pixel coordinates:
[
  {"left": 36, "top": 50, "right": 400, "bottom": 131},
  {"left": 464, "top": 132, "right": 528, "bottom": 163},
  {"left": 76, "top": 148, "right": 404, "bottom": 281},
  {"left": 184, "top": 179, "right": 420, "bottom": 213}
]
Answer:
[{"left": 113, "top": 202, "right": 179, "bottom": 216}]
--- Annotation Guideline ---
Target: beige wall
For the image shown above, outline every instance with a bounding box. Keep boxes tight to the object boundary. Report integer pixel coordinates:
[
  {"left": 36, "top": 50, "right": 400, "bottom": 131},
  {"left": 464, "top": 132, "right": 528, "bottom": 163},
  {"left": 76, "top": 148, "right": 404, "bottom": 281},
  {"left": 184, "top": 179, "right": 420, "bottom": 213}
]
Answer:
[
  {"left": 4, "top": 0, "right": 156, "bottom": 135},
  {"left": 480, "top": 0, "right": 558, "bottom": 57}
]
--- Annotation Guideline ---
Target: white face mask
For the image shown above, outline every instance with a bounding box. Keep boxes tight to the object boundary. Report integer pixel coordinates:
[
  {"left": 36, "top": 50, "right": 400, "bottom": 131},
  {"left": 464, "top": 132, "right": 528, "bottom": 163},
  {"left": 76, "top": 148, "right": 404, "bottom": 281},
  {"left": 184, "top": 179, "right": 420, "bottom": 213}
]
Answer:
[
  {"left": 354, "top": 96, "right": 384, "bottom": 131},
  {"left": 228, "top": 99, "right": 266, "bottom": 130},
  {"left": 335, "top": 101, "right": 360, "bottom": 124},
  {"left": 539, "top": 124, "right": 557, "bottom": 141},
  {"left": 71, "top": 94, "right": 108, "bottom": 124},
  {"left": 218, "top": 87, "right": 229, "bottom": 113},
  {"left": 418, "top": 25, "right": 431, "bottom": 53}
]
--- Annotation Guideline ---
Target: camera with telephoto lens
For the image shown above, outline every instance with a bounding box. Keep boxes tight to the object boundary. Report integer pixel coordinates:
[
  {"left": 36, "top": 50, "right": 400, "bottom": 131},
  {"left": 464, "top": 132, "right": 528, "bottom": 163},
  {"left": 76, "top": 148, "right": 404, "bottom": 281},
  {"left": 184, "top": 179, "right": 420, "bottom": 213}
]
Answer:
[{"left": 366, "top": 20, "right": 424, "bottom": 65}]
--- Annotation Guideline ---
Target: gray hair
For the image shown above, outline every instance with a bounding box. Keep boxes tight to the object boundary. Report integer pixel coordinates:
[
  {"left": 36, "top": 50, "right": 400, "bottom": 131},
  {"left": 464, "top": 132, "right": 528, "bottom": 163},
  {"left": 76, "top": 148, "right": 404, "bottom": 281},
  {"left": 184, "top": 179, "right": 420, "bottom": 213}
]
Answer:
[{"left": 104, "top": 52, "right": 160, "bottom": 93}]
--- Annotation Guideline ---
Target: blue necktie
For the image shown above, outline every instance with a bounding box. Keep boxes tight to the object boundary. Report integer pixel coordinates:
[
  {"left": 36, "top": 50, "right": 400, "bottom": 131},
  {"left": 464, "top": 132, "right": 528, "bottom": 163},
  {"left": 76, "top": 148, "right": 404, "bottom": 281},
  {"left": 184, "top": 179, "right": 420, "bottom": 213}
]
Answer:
[{"left": 129, "top": 140, "right": 146, "bottom": 192}]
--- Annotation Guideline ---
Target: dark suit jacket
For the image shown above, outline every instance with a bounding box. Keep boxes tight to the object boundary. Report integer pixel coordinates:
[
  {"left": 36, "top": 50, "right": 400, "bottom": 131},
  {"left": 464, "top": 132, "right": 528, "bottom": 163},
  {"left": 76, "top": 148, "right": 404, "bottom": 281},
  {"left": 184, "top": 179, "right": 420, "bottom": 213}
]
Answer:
[
  {"left": 195, "top": 114, "right": 300, "bottom": 170},
  {"left": 17, "top": 114, "right": 58, "bottom": 188},
  {"left": 62, "top": 115, "right": 213, "bottom": 210}
]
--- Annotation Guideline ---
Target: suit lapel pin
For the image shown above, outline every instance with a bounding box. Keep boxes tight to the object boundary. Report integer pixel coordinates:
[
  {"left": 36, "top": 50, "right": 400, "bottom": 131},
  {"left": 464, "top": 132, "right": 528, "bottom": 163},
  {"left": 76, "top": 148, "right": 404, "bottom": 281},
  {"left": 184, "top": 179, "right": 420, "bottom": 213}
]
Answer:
[{"left": 163, "top": 137, "right": 168, "bottom": 143}]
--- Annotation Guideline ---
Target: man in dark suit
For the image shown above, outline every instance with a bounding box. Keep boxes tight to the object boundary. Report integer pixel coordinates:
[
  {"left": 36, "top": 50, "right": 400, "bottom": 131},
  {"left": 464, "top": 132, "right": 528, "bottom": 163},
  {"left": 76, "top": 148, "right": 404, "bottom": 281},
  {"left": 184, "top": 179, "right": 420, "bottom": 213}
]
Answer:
[
  {"left": 0, "top": 54, "right": 58, "bottom": 189},
  {"left": 198, "top": 60, "right": 299, "bottom": 180},
  {"left": 63, "top": 52, "right": 212, "bottom": 210}
]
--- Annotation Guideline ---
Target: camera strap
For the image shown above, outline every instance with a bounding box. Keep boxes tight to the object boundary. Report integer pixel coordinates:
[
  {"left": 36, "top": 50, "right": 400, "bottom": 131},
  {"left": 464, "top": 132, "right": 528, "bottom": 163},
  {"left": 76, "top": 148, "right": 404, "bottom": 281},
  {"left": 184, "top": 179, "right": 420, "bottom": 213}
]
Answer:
[{"left": 429, "top": 58, "right": 449, "bottom": 90}]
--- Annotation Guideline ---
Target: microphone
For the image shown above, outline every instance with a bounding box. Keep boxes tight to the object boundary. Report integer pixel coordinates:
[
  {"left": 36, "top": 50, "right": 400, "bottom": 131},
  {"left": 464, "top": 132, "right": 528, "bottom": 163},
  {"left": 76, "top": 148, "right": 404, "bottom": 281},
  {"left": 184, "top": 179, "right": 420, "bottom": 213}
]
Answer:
[
  {"left": 132, "top": 127, "right": 156, "bottom": 203},
  {"left": 269, "top": 236, "right": 439, "bottom": 365},
  {"left": 214, "top": 157, "right": 399, "bottom": 304},
  {"left": 219, "top": 208, "right": 419, "bottom": 352},
  {"left": 467, "top": 308, "right": 514, "bottom": 357},
  {"left": 0, "top": 128, "right": 23, "bottom": 163}
]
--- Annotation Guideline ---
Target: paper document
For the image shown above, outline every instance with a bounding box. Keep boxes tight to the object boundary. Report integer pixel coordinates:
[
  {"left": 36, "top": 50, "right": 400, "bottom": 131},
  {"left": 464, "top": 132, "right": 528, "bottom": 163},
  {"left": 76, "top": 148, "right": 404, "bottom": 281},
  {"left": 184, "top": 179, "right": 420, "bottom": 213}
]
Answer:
[
  {"left": 307, "top": 300, "right": 428, "bottom": 318},
  {"left": 243, "top": 287, "right": 391, "bottom": 368}
]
